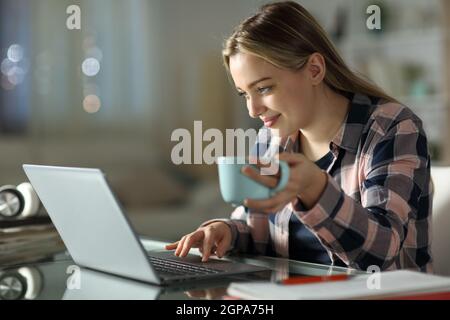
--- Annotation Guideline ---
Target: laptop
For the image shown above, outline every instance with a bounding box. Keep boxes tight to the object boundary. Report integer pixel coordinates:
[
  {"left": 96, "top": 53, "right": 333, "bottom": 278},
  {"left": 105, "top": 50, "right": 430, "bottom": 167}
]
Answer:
[{"left": 22, "top": 164, "right": 267, "bottom": 285}]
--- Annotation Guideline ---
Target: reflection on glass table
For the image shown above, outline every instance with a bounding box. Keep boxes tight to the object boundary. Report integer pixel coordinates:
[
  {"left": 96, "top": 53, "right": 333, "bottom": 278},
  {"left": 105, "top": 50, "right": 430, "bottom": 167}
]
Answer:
[{"left": 0, "top": 238, "right": 362, "bottom": 300}]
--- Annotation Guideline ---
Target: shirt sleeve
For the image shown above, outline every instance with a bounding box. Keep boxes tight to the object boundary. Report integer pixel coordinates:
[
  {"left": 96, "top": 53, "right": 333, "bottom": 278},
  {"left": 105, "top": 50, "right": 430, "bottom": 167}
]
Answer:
[
  {"left": 199, "top": 205, "right": 271, "bottom": 255},
  {"left": 292, "top": 118, "right": 430, "bottom": 271}
]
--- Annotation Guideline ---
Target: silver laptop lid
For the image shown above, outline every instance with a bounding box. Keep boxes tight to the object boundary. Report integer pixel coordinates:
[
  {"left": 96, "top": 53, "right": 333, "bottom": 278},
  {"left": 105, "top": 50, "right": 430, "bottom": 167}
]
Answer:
[{"left": 22, "top": 164, "right": 160, "bottom": 284}]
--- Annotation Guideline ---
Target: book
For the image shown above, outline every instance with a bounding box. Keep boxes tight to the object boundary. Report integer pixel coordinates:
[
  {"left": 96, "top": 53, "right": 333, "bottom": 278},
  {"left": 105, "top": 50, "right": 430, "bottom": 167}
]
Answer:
[
  {"left": 0, "top": 223, "right": 65, "bottom": 266},
  {"left": 0, "top": 216, "right": 52, "bottom": 229},
  {"left": 227, "top": 270, "right": 450, "bottom": 300}
]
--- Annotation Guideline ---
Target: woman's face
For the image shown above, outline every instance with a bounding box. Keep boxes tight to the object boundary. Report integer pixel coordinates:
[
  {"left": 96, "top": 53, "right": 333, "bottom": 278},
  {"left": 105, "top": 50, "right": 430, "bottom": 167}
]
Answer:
[{"left": 229, "top": 52, "right": 317, "bottom": 138}]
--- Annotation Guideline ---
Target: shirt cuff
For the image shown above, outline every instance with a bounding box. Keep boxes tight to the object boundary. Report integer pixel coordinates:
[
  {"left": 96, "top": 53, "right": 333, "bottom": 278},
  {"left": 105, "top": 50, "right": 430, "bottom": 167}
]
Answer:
[{"left": 292, "top": 173, "right": 344, "bottom": 230}]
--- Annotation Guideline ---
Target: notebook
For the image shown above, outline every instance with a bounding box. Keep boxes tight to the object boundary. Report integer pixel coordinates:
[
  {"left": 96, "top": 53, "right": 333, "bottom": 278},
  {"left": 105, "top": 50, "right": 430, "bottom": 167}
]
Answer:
[{"left": 227, "top": 270, "right": 450, "bottom": 300}]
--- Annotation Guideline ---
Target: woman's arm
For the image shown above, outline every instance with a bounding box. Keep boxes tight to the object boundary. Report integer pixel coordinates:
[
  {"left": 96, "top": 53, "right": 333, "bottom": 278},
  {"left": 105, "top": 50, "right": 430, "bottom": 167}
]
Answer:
[{"left": 292, "top": 118, "right": 430, "bottom": 270}]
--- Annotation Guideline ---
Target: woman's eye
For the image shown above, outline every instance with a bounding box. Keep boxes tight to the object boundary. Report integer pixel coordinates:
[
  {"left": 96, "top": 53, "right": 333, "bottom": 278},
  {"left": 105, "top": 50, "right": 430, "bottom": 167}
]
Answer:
[
  {"left": 238, "top": 91, "right": 249, "bottom": 99},
  {"left": 257, "top": 86, "right": 272, "bottom": 94}
]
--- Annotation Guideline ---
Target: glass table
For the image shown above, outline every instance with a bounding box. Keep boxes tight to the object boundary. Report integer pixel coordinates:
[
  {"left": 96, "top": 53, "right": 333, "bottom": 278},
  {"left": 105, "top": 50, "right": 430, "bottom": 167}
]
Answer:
[{"left": 0, "top": 237, "right": 361, "bottom": 300}]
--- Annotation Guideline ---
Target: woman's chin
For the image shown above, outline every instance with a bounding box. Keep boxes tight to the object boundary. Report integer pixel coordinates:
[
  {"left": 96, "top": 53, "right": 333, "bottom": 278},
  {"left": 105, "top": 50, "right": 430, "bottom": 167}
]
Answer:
[{"left": 269, "top": 126, "right": 296, "bottom": 139}]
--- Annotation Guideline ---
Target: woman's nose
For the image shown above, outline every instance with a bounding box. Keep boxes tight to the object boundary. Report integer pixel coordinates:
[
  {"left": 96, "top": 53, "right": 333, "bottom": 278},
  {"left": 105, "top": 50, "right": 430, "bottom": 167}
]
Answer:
[{"left": 247, "top": 97, "right": 266, "bottom": 118}]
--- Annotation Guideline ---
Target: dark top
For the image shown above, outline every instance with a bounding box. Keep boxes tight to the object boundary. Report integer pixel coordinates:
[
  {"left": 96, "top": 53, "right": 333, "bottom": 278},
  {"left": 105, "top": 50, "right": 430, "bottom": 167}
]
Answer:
[{"left": 288, "top": 151, "right": 336, "bottom": 265}]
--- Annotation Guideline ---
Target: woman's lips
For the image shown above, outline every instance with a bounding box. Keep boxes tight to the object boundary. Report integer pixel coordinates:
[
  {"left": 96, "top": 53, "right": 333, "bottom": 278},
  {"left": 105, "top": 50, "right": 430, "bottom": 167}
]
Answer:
[{"left": 262, "top": 115, "right": 280, "bottom": 128}]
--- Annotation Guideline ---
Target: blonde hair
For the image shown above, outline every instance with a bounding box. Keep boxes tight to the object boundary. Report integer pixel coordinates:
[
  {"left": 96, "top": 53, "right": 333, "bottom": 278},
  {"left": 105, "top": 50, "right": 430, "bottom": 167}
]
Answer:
[{"left": 223, "top": 1, "right": 397, "bottom": 103}]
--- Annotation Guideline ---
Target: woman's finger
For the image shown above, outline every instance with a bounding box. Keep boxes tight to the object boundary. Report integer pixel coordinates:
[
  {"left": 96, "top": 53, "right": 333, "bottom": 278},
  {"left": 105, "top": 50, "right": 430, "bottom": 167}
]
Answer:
[
  {"left": 247, "top": 156, "right": 278, "bottom": 169},
  {"left": 180, "top": 232, "right": 204, "bottom": 257},
  {"left": 165, "top": 241, "right": 179, "bottom": 250},
  {"left": 216, "top": 232, "right": 231, "bottom": 258},
  {"left": 175, "top": 236, "right": 187, "bottom": 256},
  {"left": 201, "top": 230, "right": 214, "bottom": 262},
  {"left": 241, "top": 165, "right": 279, "bottom": 188}
]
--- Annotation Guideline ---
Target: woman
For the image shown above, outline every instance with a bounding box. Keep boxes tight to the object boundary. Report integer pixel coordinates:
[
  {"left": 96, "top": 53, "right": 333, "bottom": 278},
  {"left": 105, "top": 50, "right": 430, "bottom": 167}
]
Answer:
[{"left": 166, "top": 1, "right": 432, "bottom": 272}]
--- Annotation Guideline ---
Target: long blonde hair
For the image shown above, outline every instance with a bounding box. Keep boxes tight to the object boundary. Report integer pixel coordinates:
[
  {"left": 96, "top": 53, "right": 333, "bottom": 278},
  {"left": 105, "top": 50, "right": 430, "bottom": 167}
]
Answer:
[{"left": 223, "top": 1, "right": 397, "bottom": 103}]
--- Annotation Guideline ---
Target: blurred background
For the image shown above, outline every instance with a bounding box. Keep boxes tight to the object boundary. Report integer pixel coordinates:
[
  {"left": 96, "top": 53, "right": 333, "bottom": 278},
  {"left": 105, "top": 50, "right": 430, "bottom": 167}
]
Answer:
[{"left": 1, "top": 0, "right": 449, "bottom": 241}]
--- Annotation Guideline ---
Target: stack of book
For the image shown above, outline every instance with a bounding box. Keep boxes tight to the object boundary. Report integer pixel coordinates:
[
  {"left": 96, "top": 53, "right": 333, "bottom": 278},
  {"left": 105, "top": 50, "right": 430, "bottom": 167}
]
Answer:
[{"left": 0, "top": 217, "right": 65, "bottom": 266}]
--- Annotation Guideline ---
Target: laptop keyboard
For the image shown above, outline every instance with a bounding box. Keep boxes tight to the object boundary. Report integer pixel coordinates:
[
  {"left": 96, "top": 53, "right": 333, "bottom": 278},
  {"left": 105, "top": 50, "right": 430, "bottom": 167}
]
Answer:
[{"left": 148, "top": 256, "right": 221, "bottom": 276}]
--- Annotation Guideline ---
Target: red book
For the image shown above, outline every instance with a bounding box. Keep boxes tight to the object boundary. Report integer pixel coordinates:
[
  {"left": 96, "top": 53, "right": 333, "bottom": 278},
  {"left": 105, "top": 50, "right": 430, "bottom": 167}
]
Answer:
[{"left": 280, "top": 274, "right": 350, "bottom": 285}]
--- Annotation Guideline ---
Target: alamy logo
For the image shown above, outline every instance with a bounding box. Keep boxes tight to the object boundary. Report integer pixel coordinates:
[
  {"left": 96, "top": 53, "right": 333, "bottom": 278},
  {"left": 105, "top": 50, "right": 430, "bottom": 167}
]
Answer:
[
  {"left": 66, "top": 5, "right": 81, "bottom": 30},
  {"left": 171, "top": 121, "right": 259, "bottom": 165},
  {"left": 170, "top": 121, "right": 282, "bottom": 175},
  {"left": 366, "top": 5, "right": 381, "bottom": 30},
  {"left": 66, "top": 265, "right": 81, "bottom": 290},
  {"left": 366, "top": 265, "right": 381, "bottom": 290}
]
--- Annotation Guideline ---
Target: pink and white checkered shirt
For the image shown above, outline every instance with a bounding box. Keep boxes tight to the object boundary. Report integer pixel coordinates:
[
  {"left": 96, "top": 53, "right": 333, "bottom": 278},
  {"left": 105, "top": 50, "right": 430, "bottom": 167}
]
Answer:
[{"left": 203, "top": 93, "right": 433, "bottom": 272}]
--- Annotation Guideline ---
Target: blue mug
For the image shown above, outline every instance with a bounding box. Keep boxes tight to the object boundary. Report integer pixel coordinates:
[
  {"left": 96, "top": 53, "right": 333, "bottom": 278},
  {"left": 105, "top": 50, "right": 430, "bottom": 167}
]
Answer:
[{"left": 217, "top": 156, "right": 290, "bottom": 205}]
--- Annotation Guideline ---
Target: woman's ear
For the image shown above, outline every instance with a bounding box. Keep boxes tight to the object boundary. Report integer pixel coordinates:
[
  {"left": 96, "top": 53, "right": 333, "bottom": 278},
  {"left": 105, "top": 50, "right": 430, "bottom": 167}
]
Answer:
[{"left": 307, "top": 53, "right": 326, "bottom": 85}]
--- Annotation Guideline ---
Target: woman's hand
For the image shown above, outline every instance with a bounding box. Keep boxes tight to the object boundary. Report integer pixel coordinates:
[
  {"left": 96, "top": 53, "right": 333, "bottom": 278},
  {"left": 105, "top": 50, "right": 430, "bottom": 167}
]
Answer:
[
  {"left": 242, "top": 152, "right": 328, "bottom": 213},
  {"left": 165, "top": 221, "right": 232, "bottom": 262}
]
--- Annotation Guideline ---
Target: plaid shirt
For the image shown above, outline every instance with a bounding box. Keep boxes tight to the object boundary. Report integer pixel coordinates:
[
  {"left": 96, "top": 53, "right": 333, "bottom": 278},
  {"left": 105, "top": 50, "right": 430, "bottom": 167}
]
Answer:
[{"left": 203, "top": 93, "right": 432, "bottom": 272}]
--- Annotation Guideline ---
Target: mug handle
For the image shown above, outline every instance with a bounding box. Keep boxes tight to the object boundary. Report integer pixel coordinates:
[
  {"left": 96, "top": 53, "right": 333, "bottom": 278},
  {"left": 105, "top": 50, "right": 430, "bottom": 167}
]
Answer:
[{"left": 270, "top": 160, "right": 290, "bottom": 195}]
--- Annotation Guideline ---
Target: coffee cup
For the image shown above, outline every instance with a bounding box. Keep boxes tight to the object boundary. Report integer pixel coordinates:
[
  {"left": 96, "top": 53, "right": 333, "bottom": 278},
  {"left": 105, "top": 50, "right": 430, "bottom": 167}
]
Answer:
[{"left": 217, "top": 156, "right": 290, "bottom": 205}]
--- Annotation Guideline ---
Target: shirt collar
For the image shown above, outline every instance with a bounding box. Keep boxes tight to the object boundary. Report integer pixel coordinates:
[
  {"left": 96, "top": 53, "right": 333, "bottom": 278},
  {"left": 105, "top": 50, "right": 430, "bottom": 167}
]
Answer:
[
  {"left": 330, "top": 93, "right": 375, "bottom": 154},
  {"left": 273, "top": 93, "right": 375, "bottom": 155}
]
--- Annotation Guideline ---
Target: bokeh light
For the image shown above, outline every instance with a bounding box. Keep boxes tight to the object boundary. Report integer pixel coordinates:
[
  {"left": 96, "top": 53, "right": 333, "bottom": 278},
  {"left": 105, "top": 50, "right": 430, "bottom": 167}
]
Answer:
[
  {"left": 7, "top": 44, "right": 24, "bottom": 63},
  {"left": 7, "top": 66, "right": 25, "bottom": 85},
  {"left": 83, "top": 94, "right": 101, "bottom": 113},
  {"left": 1, "top": 44, "right": 28, "bottom": 90},
  {"left": 82, "top": 57, "right": 100, "bottom": 77}
]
